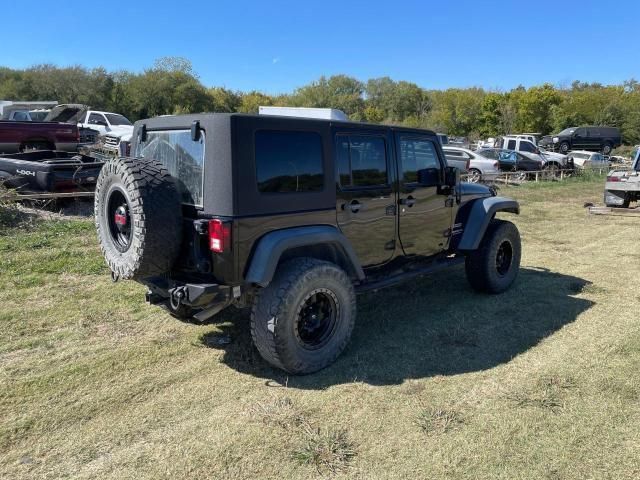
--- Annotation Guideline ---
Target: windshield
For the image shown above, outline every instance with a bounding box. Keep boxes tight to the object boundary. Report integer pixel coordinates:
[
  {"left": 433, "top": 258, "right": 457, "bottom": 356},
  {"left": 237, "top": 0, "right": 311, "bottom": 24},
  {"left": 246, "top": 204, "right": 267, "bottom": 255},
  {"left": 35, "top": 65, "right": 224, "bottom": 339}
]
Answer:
[
  {"left": 633, "top": 147, "right": 640, "bottom": 171},
  {"left": 558, "top": 128, "right": 576, "bottom": 136},
  {"left": 136, "top": 130, "right": 205, "bottom": 206},
  {"left": 105, "top": 113, "right": 132, "bottom": 126}
]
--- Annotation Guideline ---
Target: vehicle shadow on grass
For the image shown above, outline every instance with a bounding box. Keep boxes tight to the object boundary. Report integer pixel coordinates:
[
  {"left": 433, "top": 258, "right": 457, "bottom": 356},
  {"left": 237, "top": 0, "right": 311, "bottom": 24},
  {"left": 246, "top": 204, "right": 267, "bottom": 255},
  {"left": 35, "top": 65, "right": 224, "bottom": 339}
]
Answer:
[{"left": 199, "top": 266, "right": 594, "bottom": 389}]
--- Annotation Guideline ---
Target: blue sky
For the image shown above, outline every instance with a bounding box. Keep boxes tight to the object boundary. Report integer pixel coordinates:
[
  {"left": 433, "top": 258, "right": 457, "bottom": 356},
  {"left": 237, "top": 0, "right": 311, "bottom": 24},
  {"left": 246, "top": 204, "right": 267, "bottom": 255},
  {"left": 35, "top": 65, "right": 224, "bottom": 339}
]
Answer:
[{"left": 2, "top": 0, "right": 639, "bottom": 93}]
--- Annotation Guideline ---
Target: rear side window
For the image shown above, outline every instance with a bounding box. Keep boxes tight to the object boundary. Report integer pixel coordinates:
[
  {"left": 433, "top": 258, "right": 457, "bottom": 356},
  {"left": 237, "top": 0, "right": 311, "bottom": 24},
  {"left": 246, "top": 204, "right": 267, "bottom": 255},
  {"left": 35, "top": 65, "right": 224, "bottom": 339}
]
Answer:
[
  {"left": 336, "top": 135, "right": 387, "bottom": 187},
  {"left": 400, "top": 137, "right": 440, "bottom": 184},
  {"left": 137, "top": 130, "right": 205, "bottom": 206},
  {"left": 255, "top": 130, "right": 324, "bottom": 193}
]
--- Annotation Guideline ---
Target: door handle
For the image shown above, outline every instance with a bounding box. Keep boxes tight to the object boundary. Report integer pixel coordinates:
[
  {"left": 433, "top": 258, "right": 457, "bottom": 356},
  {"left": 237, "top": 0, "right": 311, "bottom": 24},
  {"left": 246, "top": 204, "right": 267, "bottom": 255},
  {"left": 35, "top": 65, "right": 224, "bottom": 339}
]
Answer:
[
  {"left": 400, "top": 196, "right": 416, "bottom": 207},
  {"left": 342, "top": 200, "right": 361, "bottom": 213}
]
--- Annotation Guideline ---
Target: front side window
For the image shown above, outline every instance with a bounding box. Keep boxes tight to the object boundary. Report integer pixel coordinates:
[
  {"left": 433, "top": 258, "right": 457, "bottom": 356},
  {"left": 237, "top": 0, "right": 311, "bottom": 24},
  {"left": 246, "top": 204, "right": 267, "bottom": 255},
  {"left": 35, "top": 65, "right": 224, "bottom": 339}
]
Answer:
[
  {"left": 137, "top": 129, "right": 205, "bottom": 206},
  {"left": 507, "top": 139, "right": 517, "bottom": 150},
  {"left": 519, "top": 141, "right": 536, "bottom": 153},
  {"left": 400, "top": 137, "right": 440, "bottom": 184},
  {"left": 336, "top": 135, "right": 387, "bottom": 188},
  {"left": 88, "top": 113, "right": 107, "bottom": 126},
  {"left": 255, "top": 130, "right": 324, "bottom": 193}
]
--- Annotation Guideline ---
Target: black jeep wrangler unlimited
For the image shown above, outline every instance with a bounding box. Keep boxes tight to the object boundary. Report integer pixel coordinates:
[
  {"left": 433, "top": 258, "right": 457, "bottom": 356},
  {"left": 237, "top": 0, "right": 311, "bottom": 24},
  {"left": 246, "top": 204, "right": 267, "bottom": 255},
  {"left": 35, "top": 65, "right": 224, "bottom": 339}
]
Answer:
[{"left": 95, "top": 113, "right": 521, "bottom": 374}]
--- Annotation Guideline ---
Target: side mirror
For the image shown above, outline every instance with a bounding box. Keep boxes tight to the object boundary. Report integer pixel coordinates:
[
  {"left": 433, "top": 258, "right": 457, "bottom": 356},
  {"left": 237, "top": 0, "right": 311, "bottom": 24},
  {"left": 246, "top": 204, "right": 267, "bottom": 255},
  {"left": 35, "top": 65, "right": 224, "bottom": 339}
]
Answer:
[
  {"left": 444, "top": 166, "right": 459, "bottom": 188},
  {"left": 191, "top": 120, "right": 201, "bottom": 141}
]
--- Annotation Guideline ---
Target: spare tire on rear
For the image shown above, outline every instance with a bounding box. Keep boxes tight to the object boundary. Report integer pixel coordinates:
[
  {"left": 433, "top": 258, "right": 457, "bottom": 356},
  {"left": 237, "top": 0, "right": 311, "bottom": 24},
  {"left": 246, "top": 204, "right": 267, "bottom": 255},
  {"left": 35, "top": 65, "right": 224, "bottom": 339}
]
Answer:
[{"left": 95, "top": 157, "right": 182, "bottom": 280}]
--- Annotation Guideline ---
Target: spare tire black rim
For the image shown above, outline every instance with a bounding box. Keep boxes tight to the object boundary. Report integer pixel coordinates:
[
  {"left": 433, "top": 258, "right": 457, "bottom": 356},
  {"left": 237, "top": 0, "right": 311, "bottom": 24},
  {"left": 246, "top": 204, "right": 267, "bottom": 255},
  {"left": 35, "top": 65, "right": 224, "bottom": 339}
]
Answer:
[
  {"left": 106, "top": 188, "right": 132, "bottom": 253},
  {"left": 496, "top": 240, "right": 513, "bottom": 277},
  {"left": 295, "top": 289, "right": 339, "bottom": 350}
]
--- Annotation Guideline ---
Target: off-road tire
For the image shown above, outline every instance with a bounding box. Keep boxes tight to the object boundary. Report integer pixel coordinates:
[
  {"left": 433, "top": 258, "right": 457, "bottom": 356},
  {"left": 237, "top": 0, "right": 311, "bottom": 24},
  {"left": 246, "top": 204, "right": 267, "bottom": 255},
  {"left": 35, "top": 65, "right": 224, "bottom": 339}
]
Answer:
[
  {"left": 251, "top": 257, "right": 356, "bottom": 374},
  {"left": 95, "top": 157, "right": 182, "bottom": 280},
  {"left": 465, "top": 219, "right": 521, "bottom": 294}
]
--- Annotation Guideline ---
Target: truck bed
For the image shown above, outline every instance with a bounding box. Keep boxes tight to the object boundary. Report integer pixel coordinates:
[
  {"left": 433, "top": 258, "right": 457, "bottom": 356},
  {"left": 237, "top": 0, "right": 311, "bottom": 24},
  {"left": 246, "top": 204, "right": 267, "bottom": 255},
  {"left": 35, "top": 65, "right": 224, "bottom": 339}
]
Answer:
[{"left": 0, "top": 150, "right": 104, "bottom": 193}]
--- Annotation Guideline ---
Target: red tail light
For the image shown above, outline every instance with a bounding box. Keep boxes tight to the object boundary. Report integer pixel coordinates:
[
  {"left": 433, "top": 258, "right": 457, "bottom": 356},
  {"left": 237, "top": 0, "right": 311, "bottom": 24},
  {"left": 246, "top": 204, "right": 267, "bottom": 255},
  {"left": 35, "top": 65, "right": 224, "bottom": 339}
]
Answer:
[
  {"left": 606, "top": 176, "right": 620, "bottom": 182},
  {"left": 208, "top": 219, "right": 231, "bottom": 253}
]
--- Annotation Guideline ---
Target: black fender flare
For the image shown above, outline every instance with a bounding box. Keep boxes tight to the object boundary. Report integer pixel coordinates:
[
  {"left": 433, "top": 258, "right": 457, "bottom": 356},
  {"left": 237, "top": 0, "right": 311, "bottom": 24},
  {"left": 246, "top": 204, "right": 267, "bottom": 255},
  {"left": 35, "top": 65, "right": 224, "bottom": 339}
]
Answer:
[
  {"left": 245, "top": 226, "right": 365, "bottom": 287},
  {"left": 457, "top": 197, "right": 520, "bottom": 251}
]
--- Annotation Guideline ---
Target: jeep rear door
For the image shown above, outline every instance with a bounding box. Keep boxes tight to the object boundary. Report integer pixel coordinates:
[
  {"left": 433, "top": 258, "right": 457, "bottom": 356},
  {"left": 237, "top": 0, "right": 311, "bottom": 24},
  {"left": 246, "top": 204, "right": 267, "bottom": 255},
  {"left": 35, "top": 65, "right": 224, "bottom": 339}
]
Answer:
[
  {"left": 395, "top": 133, "right": 453, "bottom": 257},
  {"left": 335, "top": 131, "right": 396, "bottom": 267}
]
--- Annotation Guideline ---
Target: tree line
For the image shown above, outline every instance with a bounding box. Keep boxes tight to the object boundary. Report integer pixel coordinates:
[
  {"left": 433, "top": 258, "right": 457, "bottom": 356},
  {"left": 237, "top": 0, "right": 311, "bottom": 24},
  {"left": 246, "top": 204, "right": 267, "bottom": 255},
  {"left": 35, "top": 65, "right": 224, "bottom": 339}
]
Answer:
[{"left": 1, "top": 57, "right": 639, "bottom": 144}]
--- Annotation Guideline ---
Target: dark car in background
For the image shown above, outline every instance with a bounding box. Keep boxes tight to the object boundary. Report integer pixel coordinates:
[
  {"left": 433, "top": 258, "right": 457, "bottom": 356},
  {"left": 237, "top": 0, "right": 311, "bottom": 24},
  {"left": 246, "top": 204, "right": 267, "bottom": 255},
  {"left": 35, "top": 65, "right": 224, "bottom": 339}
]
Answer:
[
  {"left": 477, "top": 148, "right": 544, "bottom": 172},
  {"left": 539, "top": 126, "right": 621, "bottom": 155}
]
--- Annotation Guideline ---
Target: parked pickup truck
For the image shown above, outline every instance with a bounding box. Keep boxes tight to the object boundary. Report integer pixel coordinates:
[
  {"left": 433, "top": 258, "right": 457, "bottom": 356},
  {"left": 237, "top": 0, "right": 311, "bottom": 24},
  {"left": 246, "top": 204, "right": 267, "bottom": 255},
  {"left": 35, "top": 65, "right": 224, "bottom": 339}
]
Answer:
[
  {"left": 604, "top": 146, "right": 640, "bottom": 208},
  {"left": 0, "top": 150, "right": 104, "bottom": 193},
  {"left": 0, "top": 121, "right": 79, "bottom": 154}
]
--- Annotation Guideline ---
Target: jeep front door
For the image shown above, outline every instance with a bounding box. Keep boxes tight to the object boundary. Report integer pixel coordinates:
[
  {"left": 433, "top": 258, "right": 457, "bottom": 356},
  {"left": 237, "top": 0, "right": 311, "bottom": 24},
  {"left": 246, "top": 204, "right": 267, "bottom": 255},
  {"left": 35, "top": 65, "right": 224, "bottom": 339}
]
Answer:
[
  {"left": 396, "top": 134, "right": 453, "bottom": 257},
  {"left": 335, "top": 133, "right": 396, "bottom": 267}
]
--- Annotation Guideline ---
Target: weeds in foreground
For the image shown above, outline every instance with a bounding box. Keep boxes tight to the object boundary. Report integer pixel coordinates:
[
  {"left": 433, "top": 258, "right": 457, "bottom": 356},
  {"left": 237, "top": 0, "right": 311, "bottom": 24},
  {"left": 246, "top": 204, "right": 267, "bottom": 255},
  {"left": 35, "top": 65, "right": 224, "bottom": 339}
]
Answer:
[
  {"left": 249, "top": 397, "right": 306, "bottom": 430},
  {"left": 416, "top": 407, "right": 465, "bottom": 435},
  {"left": 249, "top": 397, "right": 356, "bottom": 474},
  {"left": 507, "top": 375, "right": 576, "bottom": 413},
  {"left": 292, "top": 425, "right": 357, "bottom": 474}
]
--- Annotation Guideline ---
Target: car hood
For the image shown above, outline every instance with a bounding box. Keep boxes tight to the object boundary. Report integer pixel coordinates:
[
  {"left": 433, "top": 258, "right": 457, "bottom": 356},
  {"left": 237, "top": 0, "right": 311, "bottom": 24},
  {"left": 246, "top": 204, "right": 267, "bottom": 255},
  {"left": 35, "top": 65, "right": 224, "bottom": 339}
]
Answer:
[
  {"left": 104, "top": 126, "right": 134, "bottom": 140},
  {"left": 459, "top": 182, "right": 492, "bottom": 197},
  {"left": 44, "top": 104, "right": 88, "bottom": 123}
]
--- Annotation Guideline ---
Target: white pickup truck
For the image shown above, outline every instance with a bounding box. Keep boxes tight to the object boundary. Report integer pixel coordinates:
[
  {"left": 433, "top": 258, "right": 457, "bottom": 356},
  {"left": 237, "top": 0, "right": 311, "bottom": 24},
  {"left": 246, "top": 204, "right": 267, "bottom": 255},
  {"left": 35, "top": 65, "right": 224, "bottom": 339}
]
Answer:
[
  {"left": 604, "top": 147, "right": 640, "bottom": 208},
  {"left": 78, "top": 109, "right": 134, "bottom": 158}
]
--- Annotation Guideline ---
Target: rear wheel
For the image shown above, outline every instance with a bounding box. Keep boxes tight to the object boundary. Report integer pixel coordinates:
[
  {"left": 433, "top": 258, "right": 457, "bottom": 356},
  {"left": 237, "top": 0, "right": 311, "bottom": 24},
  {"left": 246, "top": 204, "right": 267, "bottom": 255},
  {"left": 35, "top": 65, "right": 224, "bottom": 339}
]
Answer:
[
  {"left": 465, "top": 220, "right": 521, "bottom": 294},
  {"left": 467, "top": 168, "right": 482, "bottom": 183},
  {"left": 20, "top": 141, "right": 52, "bottom": 152},
  {"left": 251, "top": 257, "right": 356, "bottom": 374}
]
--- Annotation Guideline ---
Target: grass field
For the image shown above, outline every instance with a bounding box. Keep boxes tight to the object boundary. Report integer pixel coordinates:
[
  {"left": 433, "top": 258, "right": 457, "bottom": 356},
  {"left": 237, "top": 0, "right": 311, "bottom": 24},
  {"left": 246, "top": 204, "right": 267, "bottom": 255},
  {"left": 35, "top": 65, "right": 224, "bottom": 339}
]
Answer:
[{"left": 1, "top": 177, "right": 639, "bottom": 479}]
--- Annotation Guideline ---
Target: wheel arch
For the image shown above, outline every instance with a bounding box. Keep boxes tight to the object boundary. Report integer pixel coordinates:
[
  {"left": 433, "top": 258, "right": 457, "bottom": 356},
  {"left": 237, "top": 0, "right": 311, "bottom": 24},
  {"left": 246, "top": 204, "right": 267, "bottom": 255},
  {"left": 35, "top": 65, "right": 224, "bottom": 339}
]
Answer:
[
  {"left": 244, "top": 226, "right": 365, "bottom": 287},
  {"left": 456, "top": 197, "right": 520, "bottom": 251}
]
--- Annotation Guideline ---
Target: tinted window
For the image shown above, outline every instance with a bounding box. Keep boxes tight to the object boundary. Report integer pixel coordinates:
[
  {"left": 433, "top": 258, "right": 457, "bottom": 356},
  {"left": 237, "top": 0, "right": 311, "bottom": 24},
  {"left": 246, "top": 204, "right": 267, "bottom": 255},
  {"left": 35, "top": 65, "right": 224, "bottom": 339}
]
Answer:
[
  {"left": 104, "top": 113, "right": 132, "bottom": 126},
  {"left": 13, "top": 111, "right": 30, "bottom": 121},
  {"left": 137, "top": 130, "right": 205, "bottom": 206},
  {"left": 507, "top": 139, "right": 516, "bottom": 150},
  {"left": 400, "top": 137, "right": 440, "bottom": 184},
  {"left": 88, "top": 113, "right": 107, "bottom": 126},
  {"left": 336, "top": 135, "right": 387, "bottom": 187},
  {"left": 519, "top": 141, "right": 536, "bottom": 153},
  {"left": 255, "top": 131, "right": 323, "bottom": 193}
]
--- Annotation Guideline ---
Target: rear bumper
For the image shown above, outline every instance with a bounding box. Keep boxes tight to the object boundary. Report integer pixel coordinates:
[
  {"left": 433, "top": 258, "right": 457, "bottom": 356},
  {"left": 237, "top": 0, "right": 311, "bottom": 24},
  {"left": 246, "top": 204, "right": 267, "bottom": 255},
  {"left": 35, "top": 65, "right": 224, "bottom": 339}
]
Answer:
[{"left": 144, "top": 278, "right": 240, "bottom": 309}]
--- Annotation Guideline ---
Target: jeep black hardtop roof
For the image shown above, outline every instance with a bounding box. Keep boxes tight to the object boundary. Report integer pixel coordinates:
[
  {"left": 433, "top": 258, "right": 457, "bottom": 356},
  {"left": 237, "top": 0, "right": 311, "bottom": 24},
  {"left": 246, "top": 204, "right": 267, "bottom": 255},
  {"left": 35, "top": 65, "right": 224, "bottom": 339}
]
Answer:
[{"left": 133, "top": 112, "right": 438, "bottom": 137}]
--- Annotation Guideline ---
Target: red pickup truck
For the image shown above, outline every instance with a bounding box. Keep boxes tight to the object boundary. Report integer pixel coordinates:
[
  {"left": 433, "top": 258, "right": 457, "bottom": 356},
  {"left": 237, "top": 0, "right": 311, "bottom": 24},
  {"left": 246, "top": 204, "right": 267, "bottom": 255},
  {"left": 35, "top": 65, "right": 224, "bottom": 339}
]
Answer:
[{"left": 0, "top": 120, "right": 79, "bottom": 154}]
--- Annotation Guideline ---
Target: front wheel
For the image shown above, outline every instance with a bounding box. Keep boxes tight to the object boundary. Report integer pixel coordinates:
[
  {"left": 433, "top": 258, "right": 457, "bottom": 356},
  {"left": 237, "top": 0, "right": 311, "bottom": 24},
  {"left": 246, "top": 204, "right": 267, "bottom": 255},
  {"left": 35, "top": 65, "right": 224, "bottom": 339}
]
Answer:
[
  {"left": 251, "top": 258, "right": 356, "bottom": 374},
  {"left": 465, "top": 220, "right": 521, "bottom": 294},
  {"left": 602, "top": 143, "right": 612, "bottom": 155}
]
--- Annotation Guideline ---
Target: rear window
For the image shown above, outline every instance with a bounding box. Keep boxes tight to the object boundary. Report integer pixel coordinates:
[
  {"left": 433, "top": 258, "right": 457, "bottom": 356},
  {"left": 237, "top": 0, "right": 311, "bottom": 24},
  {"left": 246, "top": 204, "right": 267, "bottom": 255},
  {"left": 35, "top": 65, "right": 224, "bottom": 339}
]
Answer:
[
  {"left": 136, "top": 129, "right": 205, "bottom": 206},
  {"left": 255, "top": 130, "right": 324, "bottom": 193}
]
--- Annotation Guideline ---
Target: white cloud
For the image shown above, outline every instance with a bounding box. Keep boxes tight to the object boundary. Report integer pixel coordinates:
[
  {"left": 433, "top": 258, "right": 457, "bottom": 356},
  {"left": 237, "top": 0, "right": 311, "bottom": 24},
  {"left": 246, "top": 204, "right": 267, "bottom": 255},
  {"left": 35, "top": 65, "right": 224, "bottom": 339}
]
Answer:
[{"left": 272, "top": 57, "right": 280, "bottom": 64}]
